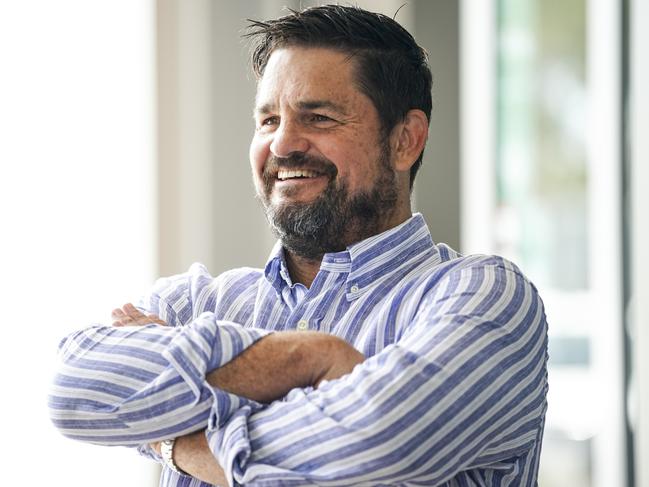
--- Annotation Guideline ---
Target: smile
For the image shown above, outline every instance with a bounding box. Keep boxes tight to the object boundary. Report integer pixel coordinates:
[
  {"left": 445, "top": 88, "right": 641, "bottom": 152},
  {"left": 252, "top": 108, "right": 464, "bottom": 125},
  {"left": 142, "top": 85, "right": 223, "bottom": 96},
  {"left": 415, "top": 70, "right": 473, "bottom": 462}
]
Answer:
[{"left": 277, "top": 169, "right": 322, "bottom": 181}]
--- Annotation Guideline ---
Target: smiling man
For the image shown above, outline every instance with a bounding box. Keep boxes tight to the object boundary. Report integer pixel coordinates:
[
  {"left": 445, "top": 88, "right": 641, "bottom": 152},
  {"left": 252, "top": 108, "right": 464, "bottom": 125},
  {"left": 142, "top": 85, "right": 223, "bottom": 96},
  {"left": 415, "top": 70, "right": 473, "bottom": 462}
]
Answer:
[
  {"left": 49, "top": 5, "right": 548, "bottom": 487},
  {"left": 253, "top": 45, "right": 423, "bottom": 285}
]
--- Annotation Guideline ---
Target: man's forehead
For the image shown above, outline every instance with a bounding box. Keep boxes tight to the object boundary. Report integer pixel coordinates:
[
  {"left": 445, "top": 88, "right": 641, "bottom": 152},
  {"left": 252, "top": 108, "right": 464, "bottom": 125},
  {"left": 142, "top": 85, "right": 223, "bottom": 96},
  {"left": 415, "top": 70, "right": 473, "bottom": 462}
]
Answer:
[{"left": 253, "top": 47, "right": 361, "bottom": 114}]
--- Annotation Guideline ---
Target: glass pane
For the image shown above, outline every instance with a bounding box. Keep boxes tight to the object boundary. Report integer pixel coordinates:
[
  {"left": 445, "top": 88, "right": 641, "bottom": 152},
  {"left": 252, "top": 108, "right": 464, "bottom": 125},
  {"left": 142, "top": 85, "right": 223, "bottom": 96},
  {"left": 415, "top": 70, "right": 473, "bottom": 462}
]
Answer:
[
  {"left": 497, "top": 1, "right": 593, "bottom": 486},
  {"left": 496, "top": 0, "right": 588, "bottom": 291}
]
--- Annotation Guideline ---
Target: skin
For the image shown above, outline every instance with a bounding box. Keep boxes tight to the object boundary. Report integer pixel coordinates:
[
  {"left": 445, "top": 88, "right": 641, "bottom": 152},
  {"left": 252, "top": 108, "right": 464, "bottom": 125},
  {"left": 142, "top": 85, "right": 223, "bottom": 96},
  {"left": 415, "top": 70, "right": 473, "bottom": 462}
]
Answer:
[{"left": 111, "top": 47, "right": 428, "bottom": 486}]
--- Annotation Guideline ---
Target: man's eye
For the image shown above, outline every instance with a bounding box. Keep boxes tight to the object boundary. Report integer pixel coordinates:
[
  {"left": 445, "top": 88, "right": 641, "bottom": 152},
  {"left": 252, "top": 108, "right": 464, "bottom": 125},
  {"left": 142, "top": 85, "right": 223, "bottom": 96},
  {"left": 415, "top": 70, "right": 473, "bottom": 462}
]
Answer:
[
  {"left": 261, "top": 116, "right": 279, "bottom": 126},
  {"left": 311, "top": 114, "right": 332, "bottom": 123}
]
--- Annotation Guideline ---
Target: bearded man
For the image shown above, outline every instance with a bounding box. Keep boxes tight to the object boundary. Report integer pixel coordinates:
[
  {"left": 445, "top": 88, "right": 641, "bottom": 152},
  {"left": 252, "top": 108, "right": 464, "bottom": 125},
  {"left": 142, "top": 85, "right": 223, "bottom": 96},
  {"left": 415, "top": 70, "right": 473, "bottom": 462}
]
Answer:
[{"left": 49, "top": 5, "right": 548, "bottom": 486}]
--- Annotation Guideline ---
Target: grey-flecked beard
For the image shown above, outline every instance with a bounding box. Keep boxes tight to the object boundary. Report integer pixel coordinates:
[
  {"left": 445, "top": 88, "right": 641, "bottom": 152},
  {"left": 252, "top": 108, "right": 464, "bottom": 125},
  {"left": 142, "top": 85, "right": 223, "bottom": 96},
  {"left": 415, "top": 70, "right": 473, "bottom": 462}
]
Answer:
[{"left": 259, "top": 149, "right": 398, "bottom": 260}]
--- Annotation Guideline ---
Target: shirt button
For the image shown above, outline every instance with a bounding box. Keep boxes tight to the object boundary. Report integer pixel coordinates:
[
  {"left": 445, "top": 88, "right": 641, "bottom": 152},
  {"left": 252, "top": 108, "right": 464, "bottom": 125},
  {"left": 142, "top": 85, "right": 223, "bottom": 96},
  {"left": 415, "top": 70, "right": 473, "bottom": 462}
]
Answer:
[
  {"left": 297, "top": 319, "right": 308, "bottom": 331},
  {"left": 350, "top": 284, "right": 359, "bottom": 293}
]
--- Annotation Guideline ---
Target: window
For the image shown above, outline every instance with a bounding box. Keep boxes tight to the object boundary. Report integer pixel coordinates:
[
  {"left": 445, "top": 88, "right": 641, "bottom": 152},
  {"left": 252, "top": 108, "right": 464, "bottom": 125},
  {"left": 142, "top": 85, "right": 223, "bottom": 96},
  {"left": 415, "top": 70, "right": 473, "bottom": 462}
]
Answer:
[{"left": 462, "top": 0, "right": 625, "bottom": 484}]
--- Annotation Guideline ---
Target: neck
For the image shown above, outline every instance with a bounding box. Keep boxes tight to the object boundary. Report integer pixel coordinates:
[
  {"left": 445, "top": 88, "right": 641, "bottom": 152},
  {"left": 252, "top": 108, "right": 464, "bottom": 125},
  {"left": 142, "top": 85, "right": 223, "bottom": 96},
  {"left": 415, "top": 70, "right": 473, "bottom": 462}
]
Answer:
[
  {"left": 284, "top": 208, "right": 413, "bottom": 288},
  {"left": 285, "top": 251, "right": 322, "bottom": 288}
]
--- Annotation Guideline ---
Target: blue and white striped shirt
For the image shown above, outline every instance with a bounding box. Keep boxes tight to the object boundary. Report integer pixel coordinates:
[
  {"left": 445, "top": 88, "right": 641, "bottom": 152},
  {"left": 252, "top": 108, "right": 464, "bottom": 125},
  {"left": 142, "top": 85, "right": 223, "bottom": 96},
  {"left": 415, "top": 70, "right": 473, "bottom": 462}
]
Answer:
[{"left": 49, "top": 214, "right": 548, "bottom": 486}]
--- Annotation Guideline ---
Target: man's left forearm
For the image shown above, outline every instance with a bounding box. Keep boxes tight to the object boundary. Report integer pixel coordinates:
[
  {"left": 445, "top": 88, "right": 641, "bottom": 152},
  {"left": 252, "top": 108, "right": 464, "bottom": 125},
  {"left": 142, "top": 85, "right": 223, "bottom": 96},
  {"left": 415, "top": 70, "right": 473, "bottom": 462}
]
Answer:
[{"left": 152, "top": 430, "right": 227, "bottom": 486}]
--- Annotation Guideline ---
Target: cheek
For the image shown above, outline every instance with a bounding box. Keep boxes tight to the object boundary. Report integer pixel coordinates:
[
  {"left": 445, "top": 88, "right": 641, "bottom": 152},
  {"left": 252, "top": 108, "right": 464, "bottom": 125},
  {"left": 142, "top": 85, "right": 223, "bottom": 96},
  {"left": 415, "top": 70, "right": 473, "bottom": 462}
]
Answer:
[
  {"left": 327, "top": 143, "right": 374, "bottom": 186},
  {"left": 249, "top": 135, "right": 270, "bottom": 176}
]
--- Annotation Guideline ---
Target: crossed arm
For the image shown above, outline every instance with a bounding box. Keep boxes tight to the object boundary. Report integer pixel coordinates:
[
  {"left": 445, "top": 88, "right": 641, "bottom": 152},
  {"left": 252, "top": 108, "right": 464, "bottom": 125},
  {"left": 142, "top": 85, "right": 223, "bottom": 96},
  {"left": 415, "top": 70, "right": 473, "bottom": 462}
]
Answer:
[
  {"left": 158, "top": 330, "right": 362, "bottom": 485},
  {"left": 150, "top": 311, "right": 364, "bottom": 485},
  {"left": 55, "top": 304, "right": 364, "bottom": 485},
  {"left": 50, "top": 262, "right": 547, "bottom": 486}
]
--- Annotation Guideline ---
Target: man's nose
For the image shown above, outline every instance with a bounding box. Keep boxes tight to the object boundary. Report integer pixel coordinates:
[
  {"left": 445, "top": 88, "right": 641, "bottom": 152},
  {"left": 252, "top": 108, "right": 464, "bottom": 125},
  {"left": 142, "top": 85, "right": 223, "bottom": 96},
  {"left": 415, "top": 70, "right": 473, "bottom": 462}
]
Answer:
[{"left": 269, "top": 121, "right": 310, "bottom": 158}]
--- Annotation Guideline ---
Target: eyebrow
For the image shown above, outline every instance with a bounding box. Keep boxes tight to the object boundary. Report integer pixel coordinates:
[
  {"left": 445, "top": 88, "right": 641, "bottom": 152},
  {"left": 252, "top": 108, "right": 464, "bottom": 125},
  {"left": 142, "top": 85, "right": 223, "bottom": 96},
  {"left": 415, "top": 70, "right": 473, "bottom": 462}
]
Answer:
[{"left": 254, "top": 100, "right": 349, "bottom": 117}]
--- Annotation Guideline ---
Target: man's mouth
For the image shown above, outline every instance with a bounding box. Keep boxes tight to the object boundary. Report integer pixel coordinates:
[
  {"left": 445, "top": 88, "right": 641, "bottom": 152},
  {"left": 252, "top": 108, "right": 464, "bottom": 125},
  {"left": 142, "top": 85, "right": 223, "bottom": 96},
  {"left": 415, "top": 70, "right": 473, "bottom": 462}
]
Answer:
[{"left": 276, "top": 169, "right": 323, "bottom": 181}]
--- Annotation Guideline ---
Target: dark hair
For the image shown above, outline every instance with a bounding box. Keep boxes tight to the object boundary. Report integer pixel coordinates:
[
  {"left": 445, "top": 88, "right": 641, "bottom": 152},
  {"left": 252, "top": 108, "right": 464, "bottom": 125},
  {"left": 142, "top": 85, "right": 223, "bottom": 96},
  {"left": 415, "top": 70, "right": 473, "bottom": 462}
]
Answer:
[{"left": 245, "top": 4, "right": 432, "bottom": 189}]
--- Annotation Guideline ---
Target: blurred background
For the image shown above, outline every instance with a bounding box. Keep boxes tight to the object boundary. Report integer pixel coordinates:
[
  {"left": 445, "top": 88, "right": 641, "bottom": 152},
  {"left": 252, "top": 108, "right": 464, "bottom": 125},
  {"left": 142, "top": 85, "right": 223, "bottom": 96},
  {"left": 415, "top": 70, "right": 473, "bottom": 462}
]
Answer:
[{"left": 0, "top": 0, "right": 646, "bottom": 485}]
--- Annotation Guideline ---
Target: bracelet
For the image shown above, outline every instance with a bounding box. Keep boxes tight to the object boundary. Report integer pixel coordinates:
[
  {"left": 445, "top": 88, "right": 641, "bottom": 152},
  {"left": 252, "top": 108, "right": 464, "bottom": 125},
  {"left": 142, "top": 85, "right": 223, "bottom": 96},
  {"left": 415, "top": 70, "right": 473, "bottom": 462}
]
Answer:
[{"left": 160, "top": 439, "right": 186, "bottom": 475}]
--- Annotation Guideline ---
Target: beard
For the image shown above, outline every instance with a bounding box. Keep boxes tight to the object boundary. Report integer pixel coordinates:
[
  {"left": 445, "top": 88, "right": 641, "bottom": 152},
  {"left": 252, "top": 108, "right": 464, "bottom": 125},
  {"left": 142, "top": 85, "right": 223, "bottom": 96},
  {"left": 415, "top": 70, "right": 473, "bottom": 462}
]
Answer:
[{"left": 258, "top": 144, "right": 399, "bottom": 259}]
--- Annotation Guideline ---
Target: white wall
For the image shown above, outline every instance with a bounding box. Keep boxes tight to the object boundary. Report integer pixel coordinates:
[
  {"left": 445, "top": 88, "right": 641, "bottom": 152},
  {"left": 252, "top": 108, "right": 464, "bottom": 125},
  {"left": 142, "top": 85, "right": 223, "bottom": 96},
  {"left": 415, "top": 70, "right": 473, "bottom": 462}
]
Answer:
[{"left": 0, "top": 1, "right": 158, "bottom": 485}]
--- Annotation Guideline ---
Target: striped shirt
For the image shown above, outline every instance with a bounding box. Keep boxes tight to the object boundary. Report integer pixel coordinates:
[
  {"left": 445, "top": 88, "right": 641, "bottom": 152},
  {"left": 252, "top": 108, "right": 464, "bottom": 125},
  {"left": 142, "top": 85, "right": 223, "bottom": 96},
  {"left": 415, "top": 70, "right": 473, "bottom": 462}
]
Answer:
[{"left": 49, "top": 213, "right": 548, "bottom": 486}]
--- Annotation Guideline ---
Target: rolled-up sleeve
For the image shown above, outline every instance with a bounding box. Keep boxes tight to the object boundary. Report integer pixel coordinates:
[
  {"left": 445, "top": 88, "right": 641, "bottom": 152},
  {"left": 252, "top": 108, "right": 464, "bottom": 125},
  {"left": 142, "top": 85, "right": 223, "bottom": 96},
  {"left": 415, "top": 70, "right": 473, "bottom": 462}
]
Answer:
[
  {"left": 206, "top": 262, "right": 549, "bottom": 486},
  {"left": 48, "top": 312, "right": 269, "bottom": 446}
]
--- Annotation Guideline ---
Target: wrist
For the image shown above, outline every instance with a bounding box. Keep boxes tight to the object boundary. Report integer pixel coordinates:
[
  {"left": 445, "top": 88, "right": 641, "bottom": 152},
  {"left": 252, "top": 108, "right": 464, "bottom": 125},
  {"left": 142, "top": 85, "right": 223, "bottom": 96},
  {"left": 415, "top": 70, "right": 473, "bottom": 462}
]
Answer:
[
  {"left": 306, "top": 334, "right": 365, "bottom": 387},
  {"left": 161, "top": 438, "right": 188, "bottom": 476},
  {"left": 167, "top": 431, "right": 228, "bottom": 486}
]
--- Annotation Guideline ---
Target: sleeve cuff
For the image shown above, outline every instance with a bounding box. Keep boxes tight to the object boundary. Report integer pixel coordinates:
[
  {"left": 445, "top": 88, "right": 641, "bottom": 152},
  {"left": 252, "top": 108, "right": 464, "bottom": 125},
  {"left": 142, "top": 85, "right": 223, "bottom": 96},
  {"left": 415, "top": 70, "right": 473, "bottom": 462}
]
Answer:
[
  {"left": 205, "top": 388, "right": 314, "bottom": 486},
  {"left": 161, "top": 312, "right": 270, "bottom": 405},
  {"left": 206, "top": 404, "right": 259, "bottom": 487},
  {"left": 136, "top": 443, "right": 163, "bottom": 463},
  {"left": 163, "top": 314, "right": 270, "bottom": 485}
]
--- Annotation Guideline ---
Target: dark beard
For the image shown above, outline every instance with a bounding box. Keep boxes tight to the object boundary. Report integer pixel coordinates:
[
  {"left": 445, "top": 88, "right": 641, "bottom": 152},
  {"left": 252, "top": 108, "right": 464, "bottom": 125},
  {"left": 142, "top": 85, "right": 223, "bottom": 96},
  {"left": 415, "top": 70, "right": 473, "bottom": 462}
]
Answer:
[{"left": 259, "top": 147, "right": 398, "bottom": 259}]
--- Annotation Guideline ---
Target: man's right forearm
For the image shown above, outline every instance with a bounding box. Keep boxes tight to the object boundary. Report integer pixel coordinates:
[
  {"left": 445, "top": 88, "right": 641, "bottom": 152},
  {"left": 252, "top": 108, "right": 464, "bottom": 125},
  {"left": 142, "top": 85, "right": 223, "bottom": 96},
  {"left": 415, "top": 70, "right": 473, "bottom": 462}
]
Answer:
[{"left": 206, "top": 331, "right": 364, "bottom": 403}]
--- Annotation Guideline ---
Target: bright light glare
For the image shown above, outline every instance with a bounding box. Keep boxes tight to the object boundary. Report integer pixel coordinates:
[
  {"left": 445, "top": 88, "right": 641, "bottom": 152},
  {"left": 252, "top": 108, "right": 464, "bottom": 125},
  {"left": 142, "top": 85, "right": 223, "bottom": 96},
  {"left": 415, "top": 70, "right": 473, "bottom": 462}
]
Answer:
[{"left": 0, "top": 1, "right": 158, "bottom": 485}]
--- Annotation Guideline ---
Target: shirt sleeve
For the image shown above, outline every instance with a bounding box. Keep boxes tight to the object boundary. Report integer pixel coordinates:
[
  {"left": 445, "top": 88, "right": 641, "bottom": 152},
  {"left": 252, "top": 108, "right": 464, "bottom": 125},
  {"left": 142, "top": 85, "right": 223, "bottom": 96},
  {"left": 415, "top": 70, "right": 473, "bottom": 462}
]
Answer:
[
  {"left": 48, "top": 312, "right": 269, "bottom": 446},
  {"left": 206, "top": 259, "right": 549, "bottom": 486}
]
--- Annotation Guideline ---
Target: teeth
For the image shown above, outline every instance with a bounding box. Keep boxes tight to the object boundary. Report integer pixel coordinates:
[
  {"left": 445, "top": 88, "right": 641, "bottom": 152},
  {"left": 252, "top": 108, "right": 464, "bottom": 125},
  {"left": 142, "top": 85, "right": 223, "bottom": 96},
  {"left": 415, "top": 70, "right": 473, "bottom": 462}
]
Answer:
[{"left": 277, "top": 169, "right": 320, "bottom": 180}]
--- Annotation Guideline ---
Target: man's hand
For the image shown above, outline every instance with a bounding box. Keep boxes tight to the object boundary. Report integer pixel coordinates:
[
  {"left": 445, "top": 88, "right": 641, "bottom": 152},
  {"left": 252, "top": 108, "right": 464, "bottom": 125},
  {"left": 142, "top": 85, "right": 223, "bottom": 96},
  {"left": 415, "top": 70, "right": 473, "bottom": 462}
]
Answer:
[
  {"left": 312, "top": 335, "right": 365, "bottom": 387},
  {"left": 111, "top": 303, "right": 167, "bottom": 327}
]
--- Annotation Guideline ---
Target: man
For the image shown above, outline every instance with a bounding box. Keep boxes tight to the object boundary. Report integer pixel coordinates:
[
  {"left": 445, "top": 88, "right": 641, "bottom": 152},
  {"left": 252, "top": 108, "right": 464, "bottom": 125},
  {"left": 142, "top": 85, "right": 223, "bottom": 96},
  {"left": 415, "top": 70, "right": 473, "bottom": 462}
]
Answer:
[{"left": 49, "top": 5, "right": 548, "bottom": 486}]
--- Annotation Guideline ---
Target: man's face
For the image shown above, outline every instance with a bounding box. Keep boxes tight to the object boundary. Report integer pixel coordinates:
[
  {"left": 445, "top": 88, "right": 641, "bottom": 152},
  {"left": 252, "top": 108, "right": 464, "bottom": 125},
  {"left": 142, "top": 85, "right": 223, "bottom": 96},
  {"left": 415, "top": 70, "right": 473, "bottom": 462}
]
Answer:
[{"left": 250, "top": 47, "right": 400, "bottom": 258}]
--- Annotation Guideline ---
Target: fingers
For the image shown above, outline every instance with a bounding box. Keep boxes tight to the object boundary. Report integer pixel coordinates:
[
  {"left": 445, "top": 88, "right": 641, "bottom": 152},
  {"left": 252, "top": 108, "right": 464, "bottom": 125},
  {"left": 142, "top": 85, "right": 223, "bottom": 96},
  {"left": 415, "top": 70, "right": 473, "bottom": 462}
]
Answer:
[
  {"left": 123, "top": 303, "right": 144, "bottom": 318},
  {"left": 111, "top": 307, "right": 129, "bottom": 326},
  {"left": 111, "top": 303, "right": 167, "bottom": 327}
]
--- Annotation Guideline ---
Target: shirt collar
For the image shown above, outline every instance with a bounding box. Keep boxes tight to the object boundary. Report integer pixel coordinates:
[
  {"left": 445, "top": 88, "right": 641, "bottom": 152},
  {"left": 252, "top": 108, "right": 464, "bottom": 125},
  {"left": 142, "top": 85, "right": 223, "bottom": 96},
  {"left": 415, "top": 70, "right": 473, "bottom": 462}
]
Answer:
[
  {"left": 264, "top": 213, "right": 437, "bottom": 297},
  {"left": 263, "top": 240, "right": 291, "bottom": 293}
]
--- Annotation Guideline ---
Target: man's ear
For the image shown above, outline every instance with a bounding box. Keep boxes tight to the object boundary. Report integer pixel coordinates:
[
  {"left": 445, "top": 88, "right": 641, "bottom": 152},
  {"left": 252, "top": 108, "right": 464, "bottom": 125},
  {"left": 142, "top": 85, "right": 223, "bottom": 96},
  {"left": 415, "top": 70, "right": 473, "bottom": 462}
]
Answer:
[{"left": 390, "top": 109, "right": 429, "bottom": 172}]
